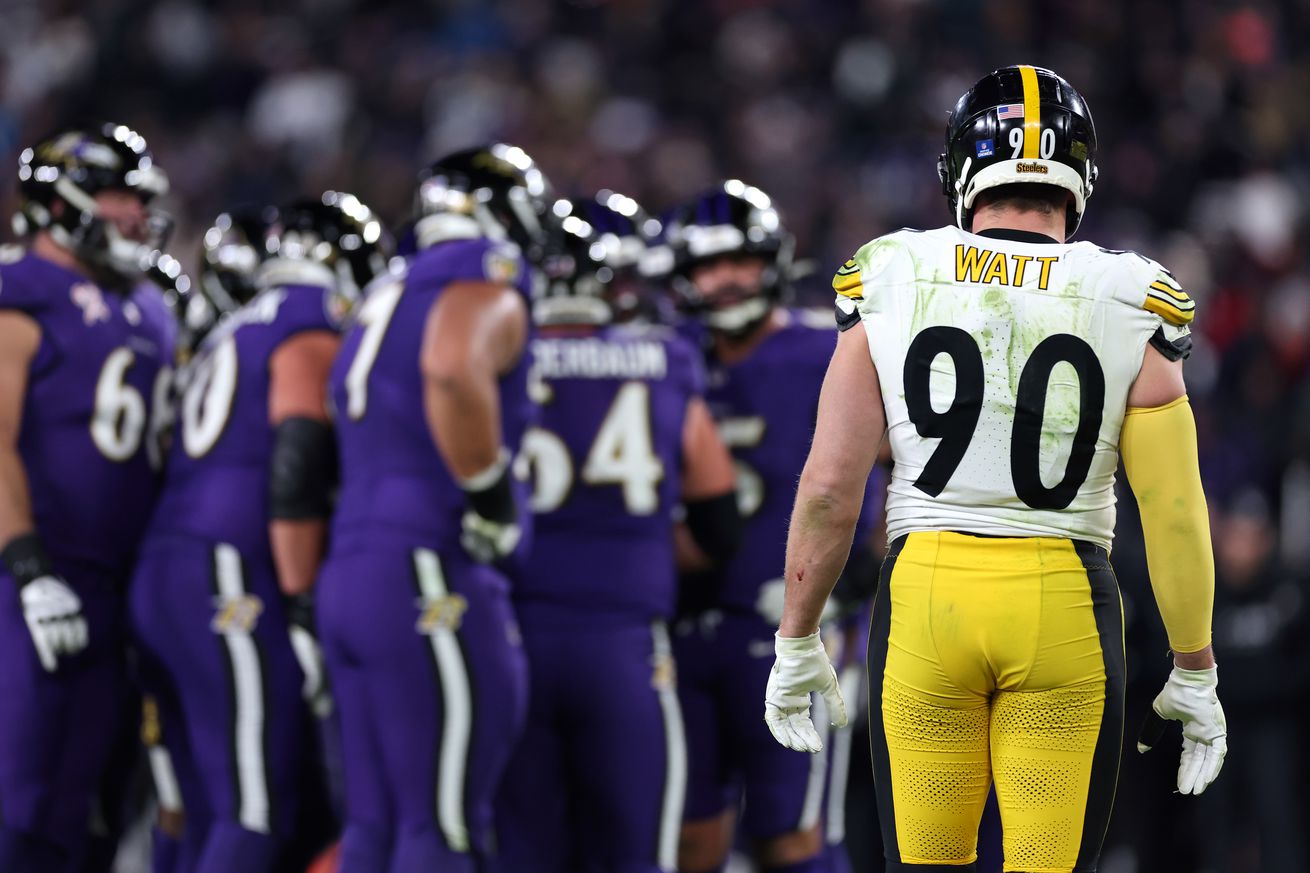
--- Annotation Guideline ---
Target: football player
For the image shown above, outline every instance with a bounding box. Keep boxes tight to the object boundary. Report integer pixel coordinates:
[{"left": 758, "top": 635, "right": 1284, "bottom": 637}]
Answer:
[
  {"left": 316, "top": 144, "right": 559, "bottom": 873},
  {"left": 128, "top": 192, "right": 390, "bottom": 873},
  {"left": 0, "top": 124, "right": 173, "bottom": 871},
  {"left": 494, "top": 198, "right": 740, "bottom": 873},
  {"left": 766, "top": 66, "right": 1227, "bottom": 872},
  {"left": 665, "top": 182, "right": 882, "bottom": 873}
]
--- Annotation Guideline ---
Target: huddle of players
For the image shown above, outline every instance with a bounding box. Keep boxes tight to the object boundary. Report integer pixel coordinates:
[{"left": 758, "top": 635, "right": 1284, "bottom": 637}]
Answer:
[{"left": 0, "top": 126, "right": 878, "bottom": 873}]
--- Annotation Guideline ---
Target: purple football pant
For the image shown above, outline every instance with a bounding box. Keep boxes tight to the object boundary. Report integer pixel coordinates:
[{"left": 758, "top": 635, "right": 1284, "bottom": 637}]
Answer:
[
  {"left": 0, "top": 564, "right": 126, "bottom": 871},
  {"left": 495, "top": 609, "right": 686, "bottom": 873},
  {"left": 129, "top": 535, "right": 310, "bottom": 873},
  {"left": 317, "top": 539, "right": 528, "bottom": 873},
  {"left": 675, "top": 611, "right": 831, "bottom": 844}
]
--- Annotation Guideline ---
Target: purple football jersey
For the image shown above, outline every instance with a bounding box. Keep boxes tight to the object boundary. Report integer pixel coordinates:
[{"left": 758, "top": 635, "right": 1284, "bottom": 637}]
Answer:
[
  {"left": 147, "top": 278, "right": 339, "bottom": 557},
  {"left": 704, "top": 311, "right": 880, "bottom": 613},
  {"left": 515, "top": 323, "right": 705, "bottom": 620},
  {"left": 0, "top": 251, "right": 168, "bottom": 574},
  {"left": 131, "top": 282, "right": 181, "bottom": 366},
  {"left": 329, "top": 237, "right": 536, "bottom": 560}
]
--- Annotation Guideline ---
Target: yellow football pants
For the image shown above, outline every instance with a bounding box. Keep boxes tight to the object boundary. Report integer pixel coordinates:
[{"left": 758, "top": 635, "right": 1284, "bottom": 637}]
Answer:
[{"left": 867, "top": 532, "right": 1125, "bottom": 873}]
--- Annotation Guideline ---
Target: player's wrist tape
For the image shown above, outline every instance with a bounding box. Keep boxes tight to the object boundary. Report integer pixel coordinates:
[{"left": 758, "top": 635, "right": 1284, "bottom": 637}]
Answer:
[
  {"left": 775, "top": 630, "right": 824, "bottom": 655},
  {"left": 1170, "top": 665, "right": 1219, "bottom": 685},
  {"left": 459, "top": 448, "right": 516, "bottom": 523},
  {"left": 2, "top": 533, "right": 53, "bottom": 588}
]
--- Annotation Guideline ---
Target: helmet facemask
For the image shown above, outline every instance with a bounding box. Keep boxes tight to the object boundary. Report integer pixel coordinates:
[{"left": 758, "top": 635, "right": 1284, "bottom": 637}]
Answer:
[{"left": 668, "top": 181, "right": 794, "bottom": 339}]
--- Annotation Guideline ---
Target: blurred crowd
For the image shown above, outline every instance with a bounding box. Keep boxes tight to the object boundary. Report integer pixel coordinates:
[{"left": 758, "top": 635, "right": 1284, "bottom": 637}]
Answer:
[{"left": 3, "top": 1, "right": 1308, "bottom": 871}]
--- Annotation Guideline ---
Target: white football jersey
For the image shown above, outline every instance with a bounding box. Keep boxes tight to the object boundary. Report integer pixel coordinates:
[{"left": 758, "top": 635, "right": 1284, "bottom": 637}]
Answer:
[{"left": 834, "top": 225, "right": 1194, "bottom": 550}]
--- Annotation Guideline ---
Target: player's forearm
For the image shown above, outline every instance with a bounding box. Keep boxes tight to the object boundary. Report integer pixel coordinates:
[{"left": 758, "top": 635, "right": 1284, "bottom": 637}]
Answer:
[
  {"left": 1121, "top": 396, "right": 1215, "bottom": 654},
  {"left": 779, "top": 484, "right": 862, "bottom": 637},
  {"left": 423, "top": 359, "right": 504, "bottom": 480},
  {"left": 0, "top": 448, "right": 36, "bottom": 547},
  {"left": 270, "top": 519, "right": 326, "bottom": 597}
]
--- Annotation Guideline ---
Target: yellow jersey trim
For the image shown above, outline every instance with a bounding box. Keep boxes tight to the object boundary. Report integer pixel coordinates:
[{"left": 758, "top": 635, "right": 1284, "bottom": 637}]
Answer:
[{"left": 833, "top": 259, "right": 863, "bottom": 299}]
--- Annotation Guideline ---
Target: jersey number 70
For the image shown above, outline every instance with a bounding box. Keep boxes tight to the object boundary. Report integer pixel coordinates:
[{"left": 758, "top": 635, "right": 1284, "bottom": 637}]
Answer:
[{"left": 905, "top": 326, "right": 1105, "bottom": 510}]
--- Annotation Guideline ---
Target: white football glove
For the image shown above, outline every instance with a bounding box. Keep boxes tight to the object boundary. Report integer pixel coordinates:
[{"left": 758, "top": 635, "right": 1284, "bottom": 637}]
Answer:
[
  {"left": 764, "top": 631, "right": 848, "bottom": 753},
  {"left": 1137, "top": 665, "right": 1227, "bottom": 795},
  {"left": 21, "top": 575, "right": 89, "bottom": 672},
  {"left": 460, "top": 511, "right": 522, "bottom": 564},
  {"left": 288, "top": 625, "right": 331, "bottom": 718}
]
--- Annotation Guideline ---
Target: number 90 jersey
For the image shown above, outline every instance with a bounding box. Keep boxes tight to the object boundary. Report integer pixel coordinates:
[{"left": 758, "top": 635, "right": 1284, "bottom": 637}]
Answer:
[{"left": 834, "top": 226, "right": 1194, "bottom": 551}]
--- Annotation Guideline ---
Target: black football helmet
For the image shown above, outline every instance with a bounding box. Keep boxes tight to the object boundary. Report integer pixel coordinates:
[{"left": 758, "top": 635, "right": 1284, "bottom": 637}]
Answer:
[
  {"left": 533, "top": 199, "right": 612, "bottom": 326},
  {"left": 199, "top": 206, "right": 277, "bottom": 314},
  {"left": 15, "top": 123, "right": 171, "bottom": 284},
  {"left": 938, "top": 65, "right": 1098, "bottom": 237},
  {"left": 265, "top": 191, "right": 393, "bottom": 305},
  {"left": 573, "top": 190, "right": 670, "bottom": 322},
  {"left": 665, "top": 180, "right": 794, "bottom": 336},
  {"left": 414, "top": 143, "right": 558, "bottom": 265}
]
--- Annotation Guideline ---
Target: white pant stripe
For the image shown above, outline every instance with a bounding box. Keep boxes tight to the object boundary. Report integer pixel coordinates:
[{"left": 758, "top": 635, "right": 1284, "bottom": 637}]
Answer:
[
  {"left": 652, "top": 622, "right": 686, "bottom": 872},
  {"left": 826, "top": 662, "right": 863, "bottom": 844},
  {"left": 413, "top": 548, "right": 473, "bottom": 853},
  {"left": 798, "top": 690, "right": 831, "bottom": 831},
  {"left": 214, "top": 543, "right": 270, "bottom": 834},
  {"left": 148, "top": 746, "right": 183, "bottom": 813}
]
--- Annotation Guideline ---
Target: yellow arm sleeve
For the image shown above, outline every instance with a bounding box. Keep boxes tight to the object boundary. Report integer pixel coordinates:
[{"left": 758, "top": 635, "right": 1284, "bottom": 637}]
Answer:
[{"left": 1120, "top": 396, "right": 1214, "bottom": 653}]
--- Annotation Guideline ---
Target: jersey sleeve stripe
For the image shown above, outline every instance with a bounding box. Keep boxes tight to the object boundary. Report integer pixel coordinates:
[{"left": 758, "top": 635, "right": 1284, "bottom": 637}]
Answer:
[
  {"left": 1146, "top": 287, "right": 1195, "bottom": 311},
  {"left": 833, "top": 266, "right": 864, "bottom": 299},
  {"left": 1149, "top": 280, "right": 1190, "bottom": 302},
  {"left": 1144, "top": 296, "right": 1196, "bottom": 325}
]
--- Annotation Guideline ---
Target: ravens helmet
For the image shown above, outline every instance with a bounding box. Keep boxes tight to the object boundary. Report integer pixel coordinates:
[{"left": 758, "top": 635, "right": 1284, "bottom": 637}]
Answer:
[
  {"left": 938, "top": 65, "right": 1098, "bottom": 237},
  {"left": 665, "top": 180, "right": 794, "bottom": 336},
  {"left": 533, "top": 199, "right": 612, "bottom": 326},
  {"left": 15, "top": 123, "right": 171, "bottom": 284},
  {"left": 414, "top": 143, "right": 558, "bottom": 265},
  {"left": 199, "top": 206, "right": 277, "bottom": 314},
  {"left": 574, "top": 190, "right": 671, "bottom": 322},
  {"left": 265, "top": 191, "right": 393, "bottom": 305}
]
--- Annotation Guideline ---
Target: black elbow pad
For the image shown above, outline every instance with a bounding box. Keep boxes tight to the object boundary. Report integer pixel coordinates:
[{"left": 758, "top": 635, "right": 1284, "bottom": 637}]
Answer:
[
  {"left": 269, "top": 417, "right": 338, "bottom": 520},
  {"left": 684, "top": 492, "right": 743, "bottom": 564}
]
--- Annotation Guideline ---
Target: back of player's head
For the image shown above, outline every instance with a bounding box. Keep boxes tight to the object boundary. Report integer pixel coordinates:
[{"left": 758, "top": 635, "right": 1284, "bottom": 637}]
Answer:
[
  {"left": 533, "top": 198, "right": 613, "bottom": 327},
  {"left": 200, "top": 205, "right": 277, "bottom": 313},
  {"left": 664, "top": 180, "right": 795, "bottom": 335},
  {"left": 414, "top": 143, "right": 560, "bottom": 266},
  {"left": 15, "top": 122, "right": 172, "bottom": 284},
  {"left": 572, "top": 190, "right": 675, "bottom": 324},
  {"left": 938, "top": 65, "right": 1098, "bottom": 237},
  {"left": 266, "top": 191, "right": 393, "bottom": 301}
]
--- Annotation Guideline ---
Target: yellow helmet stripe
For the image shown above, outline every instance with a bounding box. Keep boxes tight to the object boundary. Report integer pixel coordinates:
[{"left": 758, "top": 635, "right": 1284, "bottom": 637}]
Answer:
[{"left": 1019, "top": 65, "right": 1041, "bottom": 158}]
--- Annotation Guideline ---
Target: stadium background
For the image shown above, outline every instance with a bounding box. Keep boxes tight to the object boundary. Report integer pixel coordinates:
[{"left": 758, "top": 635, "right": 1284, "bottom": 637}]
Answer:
[{"left": 2, "top": 1, "right": 1307, "bottom": 871}]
